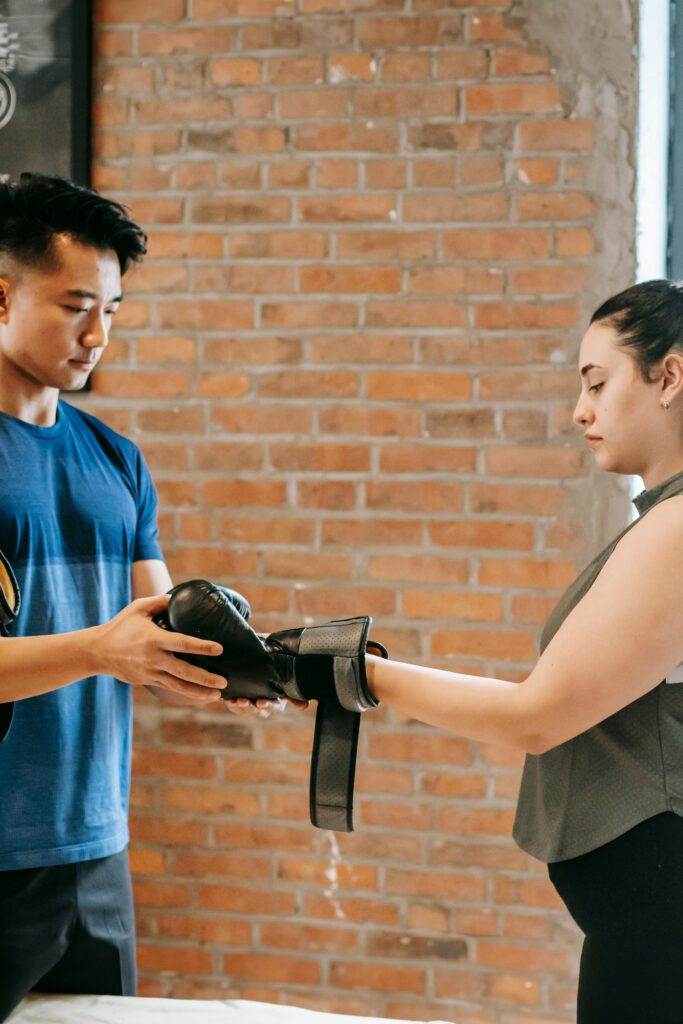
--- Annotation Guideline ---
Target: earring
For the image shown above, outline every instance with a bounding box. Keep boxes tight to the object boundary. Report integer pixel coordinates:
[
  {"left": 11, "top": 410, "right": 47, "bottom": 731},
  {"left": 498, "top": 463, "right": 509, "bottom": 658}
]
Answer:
[{"left": 662, "top": 400, "right": 671, "bottom": 410}]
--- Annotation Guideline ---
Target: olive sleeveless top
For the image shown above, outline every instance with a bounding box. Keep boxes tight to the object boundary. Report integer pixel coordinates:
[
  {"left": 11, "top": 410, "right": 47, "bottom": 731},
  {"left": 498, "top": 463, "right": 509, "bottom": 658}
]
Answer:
[{"left": 513, "top": 468, "right": 683, "bottom": 863}]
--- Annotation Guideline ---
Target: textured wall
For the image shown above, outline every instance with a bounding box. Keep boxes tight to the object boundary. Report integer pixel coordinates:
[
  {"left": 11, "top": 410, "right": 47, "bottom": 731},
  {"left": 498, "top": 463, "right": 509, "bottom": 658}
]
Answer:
[{"left": 86, "top": 0, "right": 638, "bottom": 1019}]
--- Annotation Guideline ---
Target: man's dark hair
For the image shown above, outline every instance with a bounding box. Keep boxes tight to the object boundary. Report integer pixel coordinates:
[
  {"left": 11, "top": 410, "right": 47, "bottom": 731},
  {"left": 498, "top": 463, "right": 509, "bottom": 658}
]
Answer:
[
  {"left": 591, "top": 279, "right": 683, "bottom": 381},
  {"left": 0, "top": 172, "right": 147, "bottom": 276}
]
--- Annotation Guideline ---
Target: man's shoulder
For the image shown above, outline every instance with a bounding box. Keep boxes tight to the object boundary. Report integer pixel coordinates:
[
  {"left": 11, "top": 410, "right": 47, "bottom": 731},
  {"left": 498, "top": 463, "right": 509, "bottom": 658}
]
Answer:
[{"left": 60, "top": 400, "right": 141, "bottom": 463}]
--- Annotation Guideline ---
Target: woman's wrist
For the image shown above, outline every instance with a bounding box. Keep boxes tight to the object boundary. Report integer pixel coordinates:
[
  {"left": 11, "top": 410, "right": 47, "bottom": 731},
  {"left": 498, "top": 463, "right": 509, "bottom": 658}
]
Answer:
[{"left": 365, "top": 652, "right": 383, "bottom": 702}]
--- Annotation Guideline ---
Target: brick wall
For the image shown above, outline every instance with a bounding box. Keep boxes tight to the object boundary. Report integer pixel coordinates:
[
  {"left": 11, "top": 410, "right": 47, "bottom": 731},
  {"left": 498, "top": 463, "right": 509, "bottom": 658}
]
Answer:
[{"left": 87, "top": 1, "right": 634, "bottom": 1020}]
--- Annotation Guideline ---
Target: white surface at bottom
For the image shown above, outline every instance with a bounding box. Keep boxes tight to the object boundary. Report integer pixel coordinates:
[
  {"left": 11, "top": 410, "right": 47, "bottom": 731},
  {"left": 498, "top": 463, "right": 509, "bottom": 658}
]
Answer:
[{"left": 8, "top": 994, "right": 452, "bottom": 1024}]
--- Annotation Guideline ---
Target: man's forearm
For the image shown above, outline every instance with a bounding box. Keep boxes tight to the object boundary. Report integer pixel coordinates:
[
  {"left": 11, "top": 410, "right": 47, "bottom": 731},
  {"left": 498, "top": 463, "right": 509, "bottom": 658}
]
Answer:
[{"left": 0, "top": 630, "right": 100, "bottom": 702}]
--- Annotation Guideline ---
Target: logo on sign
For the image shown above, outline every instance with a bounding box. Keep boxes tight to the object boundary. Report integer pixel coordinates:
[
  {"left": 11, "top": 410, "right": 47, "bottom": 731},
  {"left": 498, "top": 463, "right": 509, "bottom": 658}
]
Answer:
[{"left": 0, "top": 22, "right": 19, "bottom": 130}]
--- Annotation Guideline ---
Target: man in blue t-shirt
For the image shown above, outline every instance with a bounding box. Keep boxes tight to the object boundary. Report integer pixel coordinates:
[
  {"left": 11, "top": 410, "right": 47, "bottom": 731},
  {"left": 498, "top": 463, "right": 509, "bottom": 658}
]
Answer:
[{"left": 0, "top": 174, "right": 277, "bottom": 1019}]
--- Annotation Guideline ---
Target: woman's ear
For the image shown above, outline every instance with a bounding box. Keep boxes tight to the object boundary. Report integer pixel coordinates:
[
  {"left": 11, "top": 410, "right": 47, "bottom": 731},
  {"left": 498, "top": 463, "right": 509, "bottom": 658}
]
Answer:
[{"left": 660, "top": 350, "right": 683, "bottom": 402}]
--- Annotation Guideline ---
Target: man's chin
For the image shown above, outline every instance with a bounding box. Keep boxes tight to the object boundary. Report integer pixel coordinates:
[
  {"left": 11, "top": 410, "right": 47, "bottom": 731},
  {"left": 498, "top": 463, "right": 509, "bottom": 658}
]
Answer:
[{"left": 60, "top": 364, "right": 95, "bottom": 391}]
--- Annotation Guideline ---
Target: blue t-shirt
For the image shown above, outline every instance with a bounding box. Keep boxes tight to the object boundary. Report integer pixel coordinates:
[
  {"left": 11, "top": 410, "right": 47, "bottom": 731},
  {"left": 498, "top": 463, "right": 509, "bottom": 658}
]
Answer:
[{"left": 0, "top": 400, "right": 163, "bottom": 869}]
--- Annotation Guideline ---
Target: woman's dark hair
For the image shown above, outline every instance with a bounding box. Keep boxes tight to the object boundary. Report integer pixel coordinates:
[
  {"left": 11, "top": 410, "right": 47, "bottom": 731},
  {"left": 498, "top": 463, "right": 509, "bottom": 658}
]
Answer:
[
  {"left": 590, "top": 279, "right": 683, "bottom": 381},
  {"left": 0, "top": 172, "right": 147, "bottom": 275}
]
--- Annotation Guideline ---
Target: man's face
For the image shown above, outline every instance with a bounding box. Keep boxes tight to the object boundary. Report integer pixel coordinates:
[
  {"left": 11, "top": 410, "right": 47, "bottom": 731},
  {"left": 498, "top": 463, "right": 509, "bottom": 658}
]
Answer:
[{"left": 0, "top": 233, "right": 122, "bottom": 392}]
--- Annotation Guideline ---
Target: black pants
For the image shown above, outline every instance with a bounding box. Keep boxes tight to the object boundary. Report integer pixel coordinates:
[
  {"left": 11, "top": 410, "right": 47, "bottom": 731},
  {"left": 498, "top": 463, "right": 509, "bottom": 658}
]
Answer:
[
  {"left": 549, "top": 812, "right": 683, "bottom": 1024},
  {"left": 0, "top": 847, "right": 136, "bottom": 1022}
]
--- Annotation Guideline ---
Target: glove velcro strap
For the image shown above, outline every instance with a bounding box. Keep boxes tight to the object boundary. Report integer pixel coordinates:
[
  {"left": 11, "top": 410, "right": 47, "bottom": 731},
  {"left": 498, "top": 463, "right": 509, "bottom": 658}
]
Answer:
[
  {"left": 298, "top": 616, "right": 370, "bottom": 659},
  {"left": 309, "top": 698, "right": 360, "bottom": 833}
]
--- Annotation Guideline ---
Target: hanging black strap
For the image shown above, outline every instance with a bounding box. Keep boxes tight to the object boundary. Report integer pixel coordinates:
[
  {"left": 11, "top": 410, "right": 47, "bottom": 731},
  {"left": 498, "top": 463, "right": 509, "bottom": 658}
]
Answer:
[
  {"left": 307, "top": 639, "right": 388, "bottom": 832},
  {"left": 309, "top": 699, "right": 361, "bottom": 832}
]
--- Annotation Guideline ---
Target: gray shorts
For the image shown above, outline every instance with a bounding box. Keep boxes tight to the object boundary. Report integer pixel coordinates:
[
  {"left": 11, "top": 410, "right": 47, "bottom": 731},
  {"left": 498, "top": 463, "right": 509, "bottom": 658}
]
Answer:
[{"left": 0, "top": 847, "right": 136, "bottom": 1022}]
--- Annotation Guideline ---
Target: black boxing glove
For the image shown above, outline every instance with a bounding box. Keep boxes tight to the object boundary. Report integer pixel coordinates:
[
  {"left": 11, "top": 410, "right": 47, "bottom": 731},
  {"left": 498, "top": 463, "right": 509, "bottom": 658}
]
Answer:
[
  {"left": 0, "top": 546, "right": 20, "bottom": 638},
  {"left": 162, "top": 579, "right": 388, "bottom": 831},
  {"left": 0, "top": 547, "right": 20, "bottom": 743},
  {"left": 162, "top": 579, "right": 385, "bottom": 711}
]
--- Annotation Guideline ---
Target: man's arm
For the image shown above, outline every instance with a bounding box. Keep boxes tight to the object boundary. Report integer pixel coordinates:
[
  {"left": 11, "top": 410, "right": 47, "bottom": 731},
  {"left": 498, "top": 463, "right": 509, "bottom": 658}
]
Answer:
[{"left": 0, "top": 588, "right": 226, "bottom": 705}]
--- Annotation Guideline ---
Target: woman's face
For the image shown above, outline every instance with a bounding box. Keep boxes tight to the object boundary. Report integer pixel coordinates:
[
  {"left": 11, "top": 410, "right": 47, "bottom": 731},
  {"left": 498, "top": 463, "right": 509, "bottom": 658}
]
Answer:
[{"left": 572, "top": 320, "right": 664, "bottom": 478}]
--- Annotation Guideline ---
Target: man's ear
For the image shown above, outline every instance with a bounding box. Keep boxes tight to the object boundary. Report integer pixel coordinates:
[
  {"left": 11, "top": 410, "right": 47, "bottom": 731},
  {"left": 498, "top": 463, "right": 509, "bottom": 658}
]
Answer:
[{"left": 0, "top": 277, "right": 10, "bottom": 325}]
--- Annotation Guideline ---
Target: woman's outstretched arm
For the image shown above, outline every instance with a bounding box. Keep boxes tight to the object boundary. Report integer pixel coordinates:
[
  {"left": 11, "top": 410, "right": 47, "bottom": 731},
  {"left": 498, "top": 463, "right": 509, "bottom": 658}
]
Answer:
[{"left": 367, "top": 494, "right": 683, "bottom": 755}]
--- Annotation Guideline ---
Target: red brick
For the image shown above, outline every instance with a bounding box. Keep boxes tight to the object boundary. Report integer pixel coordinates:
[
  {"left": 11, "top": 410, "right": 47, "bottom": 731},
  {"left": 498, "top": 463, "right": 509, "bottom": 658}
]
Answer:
[
  {"left": 485, "top": 446, "right": 586, "bottom": 478},
  {"left": 429, "top": 520, "right": 534, "bottom": 551},
  {"left": 336, "top": 229, "right": 436, "bottom": 260},
  {"left": 156, "top": 300, "right": 253, "bottom": 331},
  {"left": 224, "top": 953, "right": 320, "bottom": 985},
  {"left": 403, "top": 590, "right": 504, "bottom": 622},
  {"left": 156, "top": 913, "right": 252, "bottom": 946},
  {"left": 316, "top": 158, "right": 358, "bottom": 189},
  {"left": 328, "top": 52, "right": 376, "bottom": 82},
  {"left": 138, "top": 945, "right": 213, "bottom": 975},
  {"left": 475, "top": 302, "right": 578, "bottom": 330},
  {"left": 494, "top": 46, "right": 552, "bottom": 76},
  {"left": 261, "top": 302, "right": 359, "bottom": 329},
  {"left": 354, "top": 87, "right": 457, "bottom": 118},
  {"left": 300, "top": 266, "right": 401, "bottom": 293},
  {"left": 267, "top": 56, "right": 325, "bottom": 85},
  {"left": 379, "top": 443, "right": 476, "bottom": 473},
  {"left": 461, "top": 153, "right": 504, "bottom": 186},
  {"left": 229, "top": 230, "right": 328, "bottom": 259},
  {"left": 294, "top": 585, "right": 396, "bottom": 617},
  {"left": 269, "top": 160, "right": 312, "bottom": 189},
  {"left": 516, "top": 191, "right": 595, "bottom": 221},
  {"left": 299, "top": 195, "right": 396, "bottom": 223},
  {"left": 437, "top": 48, "right": 488, "bottom": 79},
  {"left": 431, "top": 629, "right": 534, "bottom": 661},
  {"left": 280, "top": 89, "right": 348, "bottom": 119},
  {"left": 260, "top": 922, "right": 360, "bottom": 954},
  {"left": 404, "top": 192, "right": 508, "bottom": 222},
  {"left": 381, "top": 52, "right": 431, "bottom": 82},
  {"left": 479, "top": 556, "right": 576, "bottom": 588},
  {"left": 467, "top": 83, "right": 561, "bottom": 115},
  {"left": 97, "top": 0, "right": 184, "bottom": 22},
  {"left": 443, "top": 228, "right": 549, "bottom": 259},
  {"left": 519, "top": 118, "right": 595, "bottom": 151},
  {"left": 191, "top": 194, "right": 290, "bottom": 224},
  {"left": 468, "top": 11, "right": 520, "bottom": 42},
  {"left": 555, "top": 226, "right": 595, "bottom": 256},
  {"left": 366, "top": 300, "right": 468, "bottom": 329},
  {"left": 209, "top": 58, "right": 261, "bottom": 85},
  {"left": 194, "top": 0, "right": 292, "bottom": 15},
  {"left": 92, "top": 370, "right": 189, "bottom": 399},
  {"left": 135, "top": 97, "right": 231, "bottom": 125},
  {"left": 138, "top": 27, "right": 233, "bottom": 55},
  {"left": 477, "top": 940, "right": 571, "bottom": 975},
  {"left": 517, "top": 157, "right": 558, "bottom": 185},
  {"left": 318, "top": 403, "right": 419, "bottom": 436},
  {"left": 330, "top": 961, "right": 426, "bottom": 995},
  {"left": 367, "top": 371, "right": 470, "bottom": 401},
  {"left": 296, "top": 122, "right": 398, "bottom": 152},
  {"left": 146, "top": 231, "right": 224, "bottom": 259},
  {"left": 366, "top": 481, "right": 465, "bottom": 513}
]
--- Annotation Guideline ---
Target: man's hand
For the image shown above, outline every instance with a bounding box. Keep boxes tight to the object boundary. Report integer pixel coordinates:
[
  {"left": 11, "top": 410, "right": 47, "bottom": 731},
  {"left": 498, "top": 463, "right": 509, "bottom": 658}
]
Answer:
[{"left": 92, "top": 593, "right": 226, "bottom": 703}]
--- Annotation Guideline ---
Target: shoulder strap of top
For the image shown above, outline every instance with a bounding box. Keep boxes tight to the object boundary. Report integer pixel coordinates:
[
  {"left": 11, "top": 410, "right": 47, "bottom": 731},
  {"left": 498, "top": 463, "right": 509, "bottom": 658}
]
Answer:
[{"left": 540, "top": 473, "right": 683, "bottom": 651}]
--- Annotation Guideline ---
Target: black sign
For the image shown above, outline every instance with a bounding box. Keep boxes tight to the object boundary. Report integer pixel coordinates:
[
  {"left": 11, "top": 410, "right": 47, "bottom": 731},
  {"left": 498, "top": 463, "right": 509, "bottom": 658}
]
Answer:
[{"left": 0, "top": 0, "right": 91, "bottom": 185}]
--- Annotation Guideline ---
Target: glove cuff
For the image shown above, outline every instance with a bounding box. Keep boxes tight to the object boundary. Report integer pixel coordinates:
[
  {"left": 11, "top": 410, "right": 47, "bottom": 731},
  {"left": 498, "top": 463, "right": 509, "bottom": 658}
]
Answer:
[{"left": 297, "top": 616, "right": 380, "bottom": 712}]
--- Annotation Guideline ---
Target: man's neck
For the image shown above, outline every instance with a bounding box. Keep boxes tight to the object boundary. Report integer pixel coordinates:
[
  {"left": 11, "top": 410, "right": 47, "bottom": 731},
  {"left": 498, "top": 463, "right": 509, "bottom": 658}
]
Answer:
[{"left": 0, "top": 377, "right": 59, "bottom": 427}]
